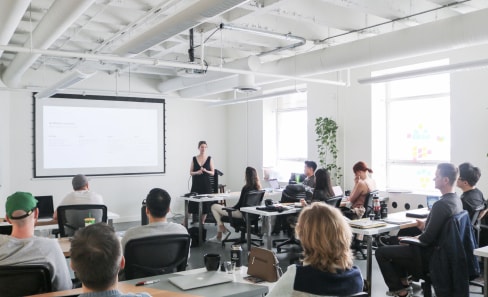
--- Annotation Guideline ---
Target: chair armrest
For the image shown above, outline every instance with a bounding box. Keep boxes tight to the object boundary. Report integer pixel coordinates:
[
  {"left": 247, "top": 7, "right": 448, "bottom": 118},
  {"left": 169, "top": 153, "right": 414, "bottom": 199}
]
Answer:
[
  {"left": 399, "top": 237, "right": 428, "bottom": 248},
  {"left": 222, "top": 207, "right": 236, "bottom": 212}
]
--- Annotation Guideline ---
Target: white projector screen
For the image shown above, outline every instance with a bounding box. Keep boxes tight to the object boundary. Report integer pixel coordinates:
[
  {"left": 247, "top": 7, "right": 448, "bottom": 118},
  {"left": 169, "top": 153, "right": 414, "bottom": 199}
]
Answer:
[{"left": 34, "top": 94, "right": 165, "bottom": 177}]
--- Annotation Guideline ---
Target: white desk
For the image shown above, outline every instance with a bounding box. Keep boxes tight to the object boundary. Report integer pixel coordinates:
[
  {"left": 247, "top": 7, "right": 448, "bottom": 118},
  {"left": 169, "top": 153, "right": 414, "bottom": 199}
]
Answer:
[
  {"left": 182, "top": 194, "right": 231, "bottom": 246},
  {"left": 123, "top": 266, "right": 270, "bottom": 297},
  {"left": 474, "top": 246, "right": 488, "bottom": 297},
  {"left": 350, "top": 223, "right": 400, "bottom": 296},
  {"left": 240, "top": 205, "right": 301, "bottom": 250}
]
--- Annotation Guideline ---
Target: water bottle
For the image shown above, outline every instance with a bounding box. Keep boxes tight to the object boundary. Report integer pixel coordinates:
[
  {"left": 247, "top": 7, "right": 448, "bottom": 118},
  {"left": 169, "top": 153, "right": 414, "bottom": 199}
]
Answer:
[
  {"left": 380, "top": 201, "right": 388, "bottom": 219},
  {"left": 373, "top": 197, "right": 381, "bottom": 220},
  {"left": 230, "top": 244, "right": 242, "bottom": 267}
]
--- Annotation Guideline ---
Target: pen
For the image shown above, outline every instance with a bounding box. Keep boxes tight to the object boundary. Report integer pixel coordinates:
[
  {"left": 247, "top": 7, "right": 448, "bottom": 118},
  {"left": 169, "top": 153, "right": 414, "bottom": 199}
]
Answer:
[{"left": 135, "top": 279, "right": 160, "bottom": 286}]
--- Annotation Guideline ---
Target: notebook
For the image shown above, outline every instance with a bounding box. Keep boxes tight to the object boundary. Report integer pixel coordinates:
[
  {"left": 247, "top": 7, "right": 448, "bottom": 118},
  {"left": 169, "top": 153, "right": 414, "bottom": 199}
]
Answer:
[
  {"left": 406, "top": 208, "right": 430, "bottom": 218},
  {"left": 268, "top": 179, "right": 283, "bottom": 192},
  {"left": 348, "top": 219, "right": 387, "bottom": 229},
  {"left": 35, "top": 195, "right": 54, "bottom": 219},
  {"left": 168, "top": 271, "right": 233, "bottom": 290}
]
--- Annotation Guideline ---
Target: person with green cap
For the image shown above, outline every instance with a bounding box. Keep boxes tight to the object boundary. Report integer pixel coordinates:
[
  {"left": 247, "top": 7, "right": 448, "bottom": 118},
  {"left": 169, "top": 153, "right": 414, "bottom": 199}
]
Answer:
[{"left": 0, "top": 191, "right": 72, "bottom": 291}]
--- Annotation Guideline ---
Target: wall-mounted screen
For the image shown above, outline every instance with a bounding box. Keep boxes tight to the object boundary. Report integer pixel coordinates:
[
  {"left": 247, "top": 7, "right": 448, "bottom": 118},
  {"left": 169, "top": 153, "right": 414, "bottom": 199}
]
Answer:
[{"left": 34, "top": 94, "right": 165, "bottom": 177}]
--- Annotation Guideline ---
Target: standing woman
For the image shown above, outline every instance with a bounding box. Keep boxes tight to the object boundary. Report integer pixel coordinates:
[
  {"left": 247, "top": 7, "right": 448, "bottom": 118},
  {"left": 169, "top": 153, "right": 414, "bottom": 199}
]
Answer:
[
  {"left": 341, "top": 161, "right": 377, "bottom": 219},
  {"left": 189, "top": 140, "right": 215, "bottom": 224}
]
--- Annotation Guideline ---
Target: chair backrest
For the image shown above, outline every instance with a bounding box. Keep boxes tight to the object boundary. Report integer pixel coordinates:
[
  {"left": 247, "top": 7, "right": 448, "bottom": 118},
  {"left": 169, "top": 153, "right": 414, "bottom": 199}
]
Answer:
[
  {"left": 124, "top": 234, "right": 191, "bottom": 280},
  {"left": 57, "top": 204, "right": 108, "bottom": 237},
  {"left": 362, "top": 190, "right": 378, "bottom": 218},
  {"left": 325, "top": 196, "right": 343, "bottom": 208},
  {"left": 243, "top": 190, "right": 266, "bottom": 223},
  {"left": 0, "top": 264, "right": 52, "bottom": 297}
]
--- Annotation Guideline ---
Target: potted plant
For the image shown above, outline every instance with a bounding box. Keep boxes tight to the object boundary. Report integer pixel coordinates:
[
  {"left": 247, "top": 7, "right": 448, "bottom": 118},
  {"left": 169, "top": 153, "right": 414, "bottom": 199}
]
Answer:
[{"left": 315, "top": 117, "right": 342, "bottom": 185}]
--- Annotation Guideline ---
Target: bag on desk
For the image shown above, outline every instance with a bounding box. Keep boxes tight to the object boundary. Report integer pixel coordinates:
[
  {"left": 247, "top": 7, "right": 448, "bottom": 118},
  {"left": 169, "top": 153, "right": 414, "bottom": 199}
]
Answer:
[{"left": 247, "top": 247, "right": 282, "bottom": 282}]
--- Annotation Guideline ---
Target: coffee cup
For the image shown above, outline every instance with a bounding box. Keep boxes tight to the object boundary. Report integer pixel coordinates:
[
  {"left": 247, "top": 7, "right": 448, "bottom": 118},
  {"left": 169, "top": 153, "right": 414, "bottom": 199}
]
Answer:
[{"left": 204, "top": 253, "right": 220, "bottom": 271}]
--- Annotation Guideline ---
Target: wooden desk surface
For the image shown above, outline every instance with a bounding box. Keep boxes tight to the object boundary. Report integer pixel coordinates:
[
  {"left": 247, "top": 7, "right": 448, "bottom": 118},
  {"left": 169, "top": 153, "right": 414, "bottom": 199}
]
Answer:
[
  {"left": 57, "top": 237, "right": 71, "bottom": 257},
  {"left": 27, "top": 283, "right": 200, "bottom": 297}
]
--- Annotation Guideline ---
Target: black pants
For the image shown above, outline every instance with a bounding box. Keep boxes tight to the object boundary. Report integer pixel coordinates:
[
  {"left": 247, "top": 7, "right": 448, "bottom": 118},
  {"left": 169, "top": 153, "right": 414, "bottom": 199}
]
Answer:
[{"left": 375, "top": 244, "right": 421, "bottom": 292}]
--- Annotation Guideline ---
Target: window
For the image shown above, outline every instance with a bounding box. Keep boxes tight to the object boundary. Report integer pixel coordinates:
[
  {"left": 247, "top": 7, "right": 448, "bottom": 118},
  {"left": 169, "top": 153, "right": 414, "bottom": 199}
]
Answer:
[
  {"left": 263, "top": 92, "right": 307, "bottom": 182},
  {"left": 372, "top": 60, "right": 450, "bottom": 192}
]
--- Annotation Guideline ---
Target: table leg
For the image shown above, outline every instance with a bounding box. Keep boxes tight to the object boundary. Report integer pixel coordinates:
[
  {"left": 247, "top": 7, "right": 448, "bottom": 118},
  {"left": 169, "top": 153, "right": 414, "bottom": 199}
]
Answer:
[
  {"left": 184, "top": 200, "right": 189, "bottom": 228},
  {"left": 198, "top": 202, "right": 203, "bottom": 246},
  {"left": 246, "top": 212, "right": 251, "bottom": 249},
  {"left": 366, "top": 235, "right": 372, "bottom": 296},
  {"left": 484, "top": 257, "right": 488, "bottom": 297},
  {"left": 266, "top": 217, "right": 272, "bottom": 250}
]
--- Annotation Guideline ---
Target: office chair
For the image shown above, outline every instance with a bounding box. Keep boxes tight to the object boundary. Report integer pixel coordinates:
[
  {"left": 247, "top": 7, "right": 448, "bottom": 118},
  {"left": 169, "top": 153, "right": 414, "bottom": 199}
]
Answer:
[
  {"left": 469, "top": 204, "right": 488, "bottom": 294},
  {"left": 351, "top": 191, "right": 378, "bottom": 260},
  {"left": 124, "top": 234, "right": 191, "bottom": 280},
  {"left": 0, "top": 264, "right": 52, "bottom": 297},
  {"left": 57, "top": 204, "right": 107, "bottom": 237},
  {"left": 325, "top": 196, "right": 343, "bottom": 208},
  {"left": 221, "top": 190, "right": 266, "bottom": 247},
  {"left": 401, "top": 210, "right": 479, "bottom": 297}
]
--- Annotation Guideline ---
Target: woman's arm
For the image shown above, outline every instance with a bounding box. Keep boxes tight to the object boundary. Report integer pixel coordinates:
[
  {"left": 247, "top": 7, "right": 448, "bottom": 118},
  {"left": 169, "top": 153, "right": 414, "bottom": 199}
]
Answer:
[
  {"left": 203, "top": 157, "right": 215, "bottom": 176},
  {"left": 190, "top": 158, "right": 202, "bottom": 176},
  {"left": 348, "top": 180, "right": 367, "bottom": 205}
]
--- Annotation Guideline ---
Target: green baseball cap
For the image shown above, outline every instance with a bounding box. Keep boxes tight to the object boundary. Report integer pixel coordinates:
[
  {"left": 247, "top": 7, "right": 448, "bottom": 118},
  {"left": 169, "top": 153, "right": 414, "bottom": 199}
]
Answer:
[{"left": 6, "top": 192, "right": 38, "bottom": 220}]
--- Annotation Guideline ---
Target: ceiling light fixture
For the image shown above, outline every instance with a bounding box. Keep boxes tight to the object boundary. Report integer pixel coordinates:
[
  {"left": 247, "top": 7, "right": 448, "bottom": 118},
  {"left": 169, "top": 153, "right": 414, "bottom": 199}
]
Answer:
[
  {"left": 35, "top": 70, "right": 97, "bottom": 99},
  {"left": 209, "top": 88, "right": 306, "bottom": 107},
  {"left": 358, "top": 58, "right": 488, "bottom": 84}
]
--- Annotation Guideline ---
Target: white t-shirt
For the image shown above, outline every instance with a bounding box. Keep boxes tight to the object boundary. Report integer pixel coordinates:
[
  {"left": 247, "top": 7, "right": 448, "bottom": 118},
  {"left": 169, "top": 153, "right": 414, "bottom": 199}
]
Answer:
[
  {"left": 59, "top": 190, "right": 104, "bottom": 206},
  {"left": 121, "top": 221, "right": 189, "bottom": 252}
]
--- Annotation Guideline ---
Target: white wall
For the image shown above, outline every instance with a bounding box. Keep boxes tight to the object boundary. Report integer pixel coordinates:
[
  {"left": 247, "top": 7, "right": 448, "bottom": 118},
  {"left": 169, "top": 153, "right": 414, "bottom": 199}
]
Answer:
[{"left": 1, "top": 80, "right": 228, "bottom": 221}]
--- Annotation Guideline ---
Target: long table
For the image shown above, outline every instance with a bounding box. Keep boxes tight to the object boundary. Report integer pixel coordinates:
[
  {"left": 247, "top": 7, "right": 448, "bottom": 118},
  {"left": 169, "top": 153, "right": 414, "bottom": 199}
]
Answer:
[
  {"left": 474, "top": 246, "right": 488, "bottom": 297},
  {"left": 27, "top": 282, "right": 198, "bottom": 297}
]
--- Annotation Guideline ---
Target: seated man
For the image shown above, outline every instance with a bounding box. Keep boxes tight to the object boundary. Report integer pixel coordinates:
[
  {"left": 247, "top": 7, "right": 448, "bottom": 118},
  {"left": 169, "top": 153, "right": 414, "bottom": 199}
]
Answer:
[
  {"left": 121, "top": 188, "right": 188, "bottom": 251},
  {"left": 302, "top": 160, "right": 317, "bottom": 188},
  {"left": 375, "top": 163, "right": 463, "bottom": 297},
  {"left": 54, "top": 174, "right": 104, "bottom": 220},
  {"left": 0, "top": 192, "right": 72, "bottom": 291},
  {"left": 70, "top": 223, "right": 151, "bottom": 297},
  {"left": 457, "top": 162, "right": 486, "bottom": 219}
]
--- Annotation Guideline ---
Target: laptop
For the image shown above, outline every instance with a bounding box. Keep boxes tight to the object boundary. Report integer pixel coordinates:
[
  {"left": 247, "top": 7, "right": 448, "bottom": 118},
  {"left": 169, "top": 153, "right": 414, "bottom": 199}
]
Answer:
[
  {"left": 35, "top": 195, "right": 55, "bottom": 220},
  {"left": 427, "top": 195, "right": 440, "bottom": 210},
  {"left": 168, "top": 271, "right": 233, "bottom": 290},
  {"left": 332, "top": 185, "right": 344, "bottom": 197},
  {"left": 268, "top": 179, "right": 283, "bottom": 192}
]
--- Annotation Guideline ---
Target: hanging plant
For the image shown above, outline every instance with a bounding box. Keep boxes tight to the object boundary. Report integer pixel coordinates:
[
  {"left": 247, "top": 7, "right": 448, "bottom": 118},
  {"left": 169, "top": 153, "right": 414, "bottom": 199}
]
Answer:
[{"left": 315, "top": 117, "right": 342, "bottom": 185}]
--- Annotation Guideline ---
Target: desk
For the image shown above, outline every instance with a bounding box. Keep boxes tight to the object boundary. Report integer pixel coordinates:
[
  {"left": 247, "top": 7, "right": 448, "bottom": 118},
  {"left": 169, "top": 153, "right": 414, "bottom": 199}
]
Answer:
[
  {"left": 240, "top": 206, "right": 301, "bottom": 250},
  {"left": 182, "top": 194, "right": 231, "bottom": 246},
  {"left": 474, "top": 246, "right": 488, "bottom": 297},
  {"left": 350, "top": 223, "right": 400, "bottom": 296},
  {"left": 123, "top": 267, "right": 269, "bottom": 297},
  {"left": 57, "top": 237, "right": 71, "bottom": 257},
  {"left": 27, "top": 282, "right": 198, "bottom": 297}
]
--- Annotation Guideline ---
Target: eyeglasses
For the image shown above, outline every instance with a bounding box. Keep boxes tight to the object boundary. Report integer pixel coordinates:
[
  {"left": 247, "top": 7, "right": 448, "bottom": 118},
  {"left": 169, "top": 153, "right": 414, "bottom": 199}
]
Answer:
[{"left": 458, "top": 177, "right": 466, "bottom": 181}]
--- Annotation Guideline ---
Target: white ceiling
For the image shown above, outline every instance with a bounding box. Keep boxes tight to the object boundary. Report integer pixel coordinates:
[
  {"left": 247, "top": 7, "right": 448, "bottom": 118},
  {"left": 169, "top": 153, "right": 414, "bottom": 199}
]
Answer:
[{"left": 1, "top": 0, "right": 487, "bottom": 100}]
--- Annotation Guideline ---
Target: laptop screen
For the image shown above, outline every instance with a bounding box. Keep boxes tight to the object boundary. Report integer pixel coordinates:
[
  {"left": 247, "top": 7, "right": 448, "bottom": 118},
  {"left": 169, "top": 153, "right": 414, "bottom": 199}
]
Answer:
[
  {"left": 35, "top": 196, "right": 54, "bottom": 219},
  {"left": 426, "top": 195, "right": 440, "bottom": 210},
  {"left": 268, "top": 179, "right": 280, "bottom": 189},
  {"left": 332, "top": 186, "right": 343, "bottom": 197}
]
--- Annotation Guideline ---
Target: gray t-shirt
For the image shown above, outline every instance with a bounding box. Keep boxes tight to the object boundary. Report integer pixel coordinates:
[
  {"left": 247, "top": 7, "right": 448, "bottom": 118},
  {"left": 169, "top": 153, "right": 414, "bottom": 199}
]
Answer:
[
  {"left": 121, "top": 221, "right": 189, "bottom": 252},
  {"left": 59, "top": 190, "right": 104, "bottom": 206},
  {"left": 0, "top": 235, "right": 72, "bottom": 291}
]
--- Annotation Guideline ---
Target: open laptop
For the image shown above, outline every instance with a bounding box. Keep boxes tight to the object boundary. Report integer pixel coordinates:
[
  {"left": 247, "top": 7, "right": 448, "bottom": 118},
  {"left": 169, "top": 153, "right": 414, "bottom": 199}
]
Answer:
[
  {"left": 268, "top": 179, "right": 283, "bottom": 192},
  {"left": 427, "top": 195, "right": 440, "bottom": 210},
  {"left": 332, "top": 185, "right": 344, "bottom": 197},
  {"left": 168, "top": 271, "right": 233, "bottom": 290},
  {"left": 35, "top": 195, "right": 55, "bottom": 220},
  {"left": 406, "top": 196, "right": 439, "bottom": 218}
]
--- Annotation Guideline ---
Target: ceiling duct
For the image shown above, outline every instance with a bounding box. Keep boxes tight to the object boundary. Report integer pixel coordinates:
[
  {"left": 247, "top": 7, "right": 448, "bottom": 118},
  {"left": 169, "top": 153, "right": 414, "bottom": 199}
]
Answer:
[
  {"left": 114, "top": 0, "right": 249, "bottom": 56},
  {"left": 235, "top": 74, "right": 260, "bottom": 93}
]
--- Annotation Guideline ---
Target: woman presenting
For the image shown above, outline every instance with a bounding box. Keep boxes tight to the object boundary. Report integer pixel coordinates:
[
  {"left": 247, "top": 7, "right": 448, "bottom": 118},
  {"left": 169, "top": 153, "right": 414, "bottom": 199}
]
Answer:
[{"left": 189, "top": 140, "right": 215, "bottom": 225}]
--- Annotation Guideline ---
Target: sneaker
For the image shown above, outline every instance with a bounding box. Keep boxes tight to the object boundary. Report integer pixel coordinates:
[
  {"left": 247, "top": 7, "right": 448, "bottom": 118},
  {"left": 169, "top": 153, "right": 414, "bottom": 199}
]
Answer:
[{"left": 207, "top": 235, "right": 222, "bottom": 244}]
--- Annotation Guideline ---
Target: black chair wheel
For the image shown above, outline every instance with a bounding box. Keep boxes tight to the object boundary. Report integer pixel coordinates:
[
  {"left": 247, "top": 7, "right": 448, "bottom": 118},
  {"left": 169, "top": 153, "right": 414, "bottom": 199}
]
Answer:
[{"left": 277, "top": 248, "right": 281, "bottom": 253}]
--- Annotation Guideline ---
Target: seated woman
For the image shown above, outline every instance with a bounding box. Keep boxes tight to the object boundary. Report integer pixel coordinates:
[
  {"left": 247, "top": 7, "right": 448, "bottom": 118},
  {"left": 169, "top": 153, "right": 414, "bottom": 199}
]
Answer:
[
  {"left": 341, "top": 161, "right": 377, "bottom": 219},
  {"left": 267, "top": 203, "right": 364, "bottom": 297},
  {"left": 209, "top": 166, "right": 262, "bottom": 243},
  {"left": 311, "top": 168, "right": 335, "bottom": 202}
]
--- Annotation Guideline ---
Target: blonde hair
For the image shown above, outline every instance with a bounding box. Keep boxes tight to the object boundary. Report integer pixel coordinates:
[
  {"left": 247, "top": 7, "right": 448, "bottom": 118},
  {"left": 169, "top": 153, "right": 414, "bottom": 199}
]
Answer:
[{"left": 295, "top": 203, "right": 353, "bottom": 272}]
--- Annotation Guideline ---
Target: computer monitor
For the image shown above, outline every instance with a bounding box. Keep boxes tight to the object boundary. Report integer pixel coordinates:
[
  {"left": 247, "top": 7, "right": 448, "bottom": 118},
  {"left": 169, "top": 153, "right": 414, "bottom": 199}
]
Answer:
[
  {"left": 35, "top": 195, "right": 54, "bottom": 219},
  {"left": 289, "top": 173, "right": 306, "bottom": 184}
]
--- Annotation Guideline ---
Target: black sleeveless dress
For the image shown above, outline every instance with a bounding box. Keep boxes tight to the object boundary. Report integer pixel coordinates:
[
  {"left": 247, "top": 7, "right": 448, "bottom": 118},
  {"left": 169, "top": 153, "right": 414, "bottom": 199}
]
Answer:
[{"left": 189, "top": 156, "right": 213, "bottom": 214}]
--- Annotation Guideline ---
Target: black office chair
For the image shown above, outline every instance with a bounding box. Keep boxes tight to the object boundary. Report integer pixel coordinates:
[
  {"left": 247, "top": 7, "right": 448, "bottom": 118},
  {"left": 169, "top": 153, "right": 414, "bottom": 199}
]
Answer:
[
  {"left": 57, "top": 204, "right": 107, "bottom": 237},
  {"left": 124, "top": 234, "right": 191, "bottom": 280},
  {"left": 351, "top": 191, "right": 378, "bottom": 259},
  {"left": 325, "top": 196, "right": 343, "bottom": 208},
  {"left": 0, "top": 264, "right": 52, "bottom": 297},
  {"left": 221, "top": 190, "right": 265, "bottom": 247},
  {"left": 470, "top": 204, "right": 487, "bottom": 294}
]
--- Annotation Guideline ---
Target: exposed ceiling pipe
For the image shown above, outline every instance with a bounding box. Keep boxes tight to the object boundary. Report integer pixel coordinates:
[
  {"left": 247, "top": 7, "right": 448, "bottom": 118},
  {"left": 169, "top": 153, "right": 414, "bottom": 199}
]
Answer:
[
  {"left": 219, "top": 23, "right": 306, "bottom": 57},
  {"left": 252, "top": 8, "right": 488, "bottom": 78},
  {"left": 113, "top": 0, "right": 249, "bottom": 56},
  {"left": 0, "top": 0, "right": 30, "bottom": 59},
  {"left": 1, "top": 0, "right": 95, "bottom": 87},
  {"left": 209, "top": 88, "right": 307, "bottom": 107}
]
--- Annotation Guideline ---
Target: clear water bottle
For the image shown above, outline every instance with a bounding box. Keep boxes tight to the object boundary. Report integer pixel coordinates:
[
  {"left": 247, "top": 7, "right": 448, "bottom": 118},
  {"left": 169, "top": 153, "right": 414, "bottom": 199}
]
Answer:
[
  {"left": 230, "top": 244, "right": 242, "bottom": 267},
  {"left": 373, "top": 197, "right": 381, "bottom": 220}
]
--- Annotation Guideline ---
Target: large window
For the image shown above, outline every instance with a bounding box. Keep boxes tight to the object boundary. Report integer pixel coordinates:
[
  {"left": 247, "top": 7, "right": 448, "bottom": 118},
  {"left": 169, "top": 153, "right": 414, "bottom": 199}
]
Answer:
[
  {"left": 263, "top": 92, "right": 307, "bottom": 181},
  {"left": 372, "top": 60, "right": 450, "bottom": 192}
]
